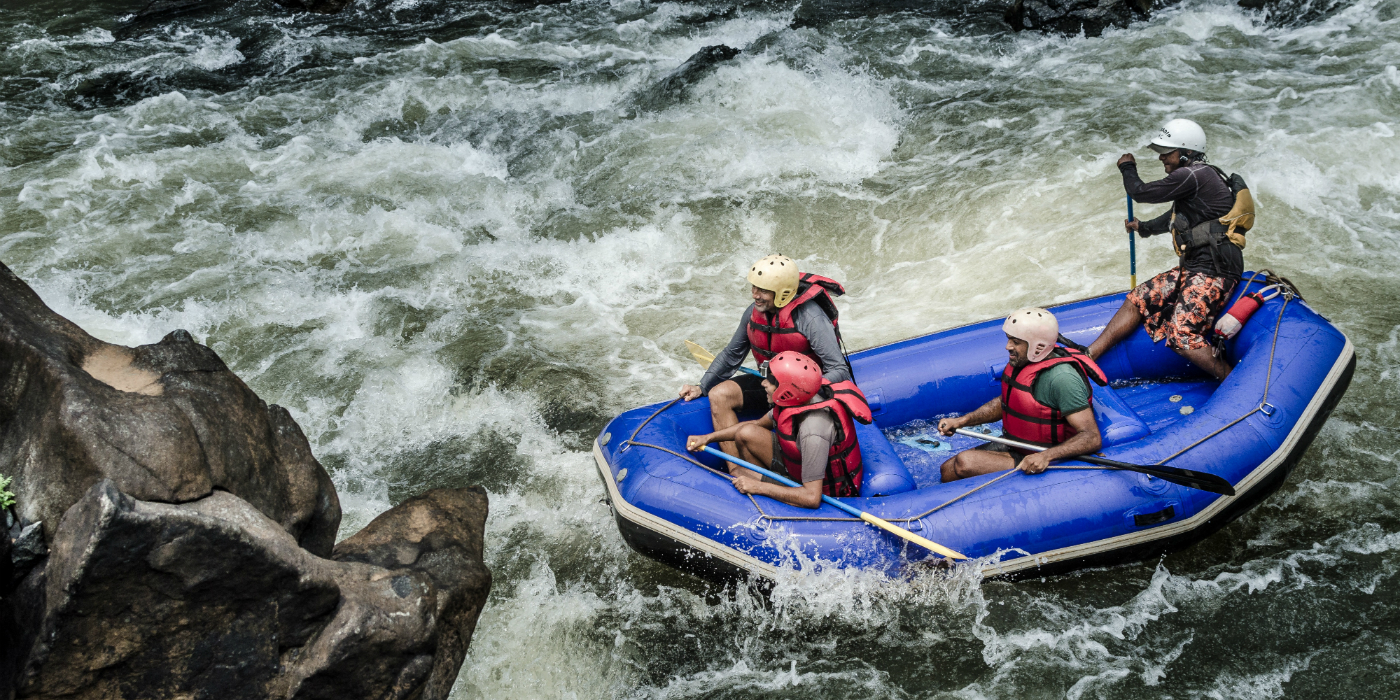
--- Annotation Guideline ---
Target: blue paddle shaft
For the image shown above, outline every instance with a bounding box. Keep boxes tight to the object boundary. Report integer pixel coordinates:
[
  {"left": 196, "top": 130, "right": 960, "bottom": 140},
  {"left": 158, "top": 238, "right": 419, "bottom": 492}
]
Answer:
[
  {"left": 1127, "top": 194, "right": 1137, "bottom": 283},
  {"left": 701, "top": 446, "right": 861, "bottom": 517},
  {"left": 738, "top": 366, "right": 762, "bottom": 377}
]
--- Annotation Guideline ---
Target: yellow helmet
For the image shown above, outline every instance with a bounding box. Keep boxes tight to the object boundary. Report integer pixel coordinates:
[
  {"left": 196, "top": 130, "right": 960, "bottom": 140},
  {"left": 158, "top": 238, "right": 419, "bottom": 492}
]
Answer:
[{"left": 746, "top": 255, "right": 801, "bottom": 308}]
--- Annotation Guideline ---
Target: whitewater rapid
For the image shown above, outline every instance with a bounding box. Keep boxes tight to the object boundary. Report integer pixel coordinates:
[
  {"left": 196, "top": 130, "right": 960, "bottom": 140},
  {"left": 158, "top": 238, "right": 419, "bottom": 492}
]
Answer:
[{"left": 2, "top": 0, "right": 1398, "bottom": 696}]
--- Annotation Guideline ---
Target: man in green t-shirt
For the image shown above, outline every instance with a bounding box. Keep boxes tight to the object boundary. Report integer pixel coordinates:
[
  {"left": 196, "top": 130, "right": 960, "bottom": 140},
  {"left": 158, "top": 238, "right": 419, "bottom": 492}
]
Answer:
[{"left": 936, "top": 308, "right": 1104, "bottom": 482}]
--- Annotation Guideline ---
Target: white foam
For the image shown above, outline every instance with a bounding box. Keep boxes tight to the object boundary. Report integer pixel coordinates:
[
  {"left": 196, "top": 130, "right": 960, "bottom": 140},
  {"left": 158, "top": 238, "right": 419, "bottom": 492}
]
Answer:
[{"left": 4, "top": 2, "right": 1399, "bottom": 697}]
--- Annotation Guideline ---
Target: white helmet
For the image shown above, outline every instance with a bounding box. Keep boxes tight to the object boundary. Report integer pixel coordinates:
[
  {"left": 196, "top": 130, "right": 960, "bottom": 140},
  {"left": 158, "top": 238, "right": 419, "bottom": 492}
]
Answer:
[
  {"left": 1003, "top": 308, "right": 1059, "bottom": 363},
  {"left": 1149, "top": 118, "right": 1206, "bottom": 155}
]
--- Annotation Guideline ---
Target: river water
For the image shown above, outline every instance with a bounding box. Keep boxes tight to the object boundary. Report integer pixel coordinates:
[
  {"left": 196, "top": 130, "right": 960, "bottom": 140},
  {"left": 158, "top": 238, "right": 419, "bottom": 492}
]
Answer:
[{"left": 3, "top": 0, "right": 1398, "bottom": 696}]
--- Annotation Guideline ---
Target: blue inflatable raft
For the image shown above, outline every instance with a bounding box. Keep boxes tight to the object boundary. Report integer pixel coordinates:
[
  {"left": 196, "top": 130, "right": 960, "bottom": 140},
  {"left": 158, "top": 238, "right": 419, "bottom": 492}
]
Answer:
[{"left": 593, "top": 275, "right": 1354, "bottom": 582}]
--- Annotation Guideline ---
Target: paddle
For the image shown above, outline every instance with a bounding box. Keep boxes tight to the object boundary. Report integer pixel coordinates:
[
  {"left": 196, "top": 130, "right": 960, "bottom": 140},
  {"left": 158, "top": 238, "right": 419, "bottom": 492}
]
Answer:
[
  {"left": 701, "top": 446, "right": 967, "bottom": 559},
  {"left": 1128, "top": 194, "right": 1138, "bottom": 288},
  {"left": 953, "top": 429, "right": 1235, "bottom": 496},
  {"left": 685, "top": 340, "right": 762, "bottom": 377}
]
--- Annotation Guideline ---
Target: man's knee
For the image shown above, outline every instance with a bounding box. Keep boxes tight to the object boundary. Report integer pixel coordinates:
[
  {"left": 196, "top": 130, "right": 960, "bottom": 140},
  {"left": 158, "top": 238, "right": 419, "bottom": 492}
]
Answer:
[
  {"left": 734, "top": 422, "right": 767, "bottom": 449},
  {"left": 940, "top": 453, "right": 965, "bottom": 483},
  {"left": 709, "top": 381, "right": 742, "bottom": 412},
  {"left": 1166, "top": 332, "right": 1205, "bottom": 356}
]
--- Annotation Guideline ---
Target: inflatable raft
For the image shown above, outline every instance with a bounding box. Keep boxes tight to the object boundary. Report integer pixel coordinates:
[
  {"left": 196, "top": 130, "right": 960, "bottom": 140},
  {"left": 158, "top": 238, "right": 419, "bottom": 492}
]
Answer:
[{"left": 593, "top": 275, "right": 1354, "bottom": 582}]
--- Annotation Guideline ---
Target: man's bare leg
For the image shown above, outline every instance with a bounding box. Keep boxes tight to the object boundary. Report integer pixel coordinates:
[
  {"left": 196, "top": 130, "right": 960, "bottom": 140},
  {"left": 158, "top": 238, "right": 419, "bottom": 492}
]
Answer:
[
  {"left": 1087, "top": 301, "right": 1143, "bottom": 360},
  {"left": 1176, "top": 343, "right": 1231, "bottom": 381},
  {"left": 940, "top": 449, "right": 1018, "bottom": 483},
  {"left": 707, "top": 380, "right": 745, "bottom": 456},
  {"left": 731, "top": 422, "right": 776, "bottom": 479}
]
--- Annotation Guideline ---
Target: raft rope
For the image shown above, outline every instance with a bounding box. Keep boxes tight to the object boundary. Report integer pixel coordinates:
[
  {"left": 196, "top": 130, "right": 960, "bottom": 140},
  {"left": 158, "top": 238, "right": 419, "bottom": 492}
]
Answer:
[
  {"left": 620, "top": 277, "right": 1294, "bottom": 525},
  {"left": 621, "top": 399, "right": 772, "bottom": 515},
  {"left": 1150, "top": 270, "right": 1295, "bottom": 467}
]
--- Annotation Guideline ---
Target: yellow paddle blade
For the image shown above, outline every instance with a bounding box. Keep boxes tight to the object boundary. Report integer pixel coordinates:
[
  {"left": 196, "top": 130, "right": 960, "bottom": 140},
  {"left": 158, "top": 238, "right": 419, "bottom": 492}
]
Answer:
[
  {"left": 860, "top": 512, "right": 967, "bottom": 560},
  {"left": 685, "top": 340, "right": 715, "bottom": 369}
]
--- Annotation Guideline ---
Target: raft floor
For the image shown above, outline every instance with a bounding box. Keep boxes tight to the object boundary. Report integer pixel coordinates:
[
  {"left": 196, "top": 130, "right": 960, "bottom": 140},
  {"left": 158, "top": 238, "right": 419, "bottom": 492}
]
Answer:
[{"left": 883, "top": 378, "right": 1220, "bottom": 488}]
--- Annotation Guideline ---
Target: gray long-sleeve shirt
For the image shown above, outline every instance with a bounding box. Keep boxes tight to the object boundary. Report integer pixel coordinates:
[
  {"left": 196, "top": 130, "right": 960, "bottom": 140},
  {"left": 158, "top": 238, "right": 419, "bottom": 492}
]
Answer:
[{"left": 698, "top": 301, "right": 852, "bottom": 393}]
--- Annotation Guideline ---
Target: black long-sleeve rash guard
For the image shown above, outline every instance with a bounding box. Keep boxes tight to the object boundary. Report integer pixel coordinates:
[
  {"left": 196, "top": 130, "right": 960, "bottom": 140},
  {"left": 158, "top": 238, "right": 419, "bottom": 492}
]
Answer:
[{"left": 1120, "top": 161, "right": 1239, "bottom": 277}]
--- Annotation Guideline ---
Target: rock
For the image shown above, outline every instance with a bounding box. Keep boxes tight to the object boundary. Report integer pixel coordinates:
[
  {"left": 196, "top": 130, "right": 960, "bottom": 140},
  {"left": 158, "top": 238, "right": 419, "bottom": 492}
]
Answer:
[
  {"left": 1004, "top": 0, "right": 1152, "bottom": 37},
  {"left": 0, "top": 522, "right": 10, "bottom": 590},
  {"left": 4, "top": 481, "right": 339, "bottom": 698},
  {"left": 634, "top": 45, "right": 742, "bottom": 112},
  {"left": 1, "top": 259, "right": 490, "bottom": 697},
  {"left": 0, "top": 259, "right": 340, "bottom": 557},
  {"left": 270, "top": 0, "right": 354, "bottom": 14},
  {"left": 292, "top": 487, "right": 492, "bottom": 699},
  {"left": 7, "top": 523, "right": 44, "bottom": 587},
  {"left": 3, "top": 480, "right": 490, "bottom": 700},
  {"left": 794, "top": 0, "right": 1017, "bottom": 32}
]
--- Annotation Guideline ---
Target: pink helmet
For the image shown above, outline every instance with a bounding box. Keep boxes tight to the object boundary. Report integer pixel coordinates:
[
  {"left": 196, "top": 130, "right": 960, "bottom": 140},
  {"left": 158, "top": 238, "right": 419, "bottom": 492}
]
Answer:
[
  {"left": 764, "top": 351, "right": 822, "bottom": 407},
  {"left": 1003, "top": 307, "right": 1059, "bottom": 363}
]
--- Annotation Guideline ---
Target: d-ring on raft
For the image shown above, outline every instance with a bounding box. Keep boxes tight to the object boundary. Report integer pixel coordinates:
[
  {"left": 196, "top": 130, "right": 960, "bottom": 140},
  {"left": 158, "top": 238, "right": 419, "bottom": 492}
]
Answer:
[{"left": 593, "top": 274, "right": 1354, "bottom": 583}]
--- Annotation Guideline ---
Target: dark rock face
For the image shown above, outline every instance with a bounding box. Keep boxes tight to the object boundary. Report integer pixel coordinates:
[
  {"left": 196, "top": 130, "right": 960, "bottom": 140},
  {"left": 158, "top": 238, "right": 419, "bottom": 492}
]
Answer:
[
  {"left": 0, "top": 260, "right": 339, "bottom": 556},
  {"left": 1005, "top": 0, "right": 1152, "bottom": 37},
  {"left": 0, "top": 260, "right": 492, "bottom": 699},
  {"left": 8, "top": 482, "right": 341, "bottom": 698},
  {"left": 634, "top": 45, "right": 742, "bottom": 111},
  {"left": 304, "top": 488, "right": 493, "bottom": 699},
  {"left": 270, "top": 0, "right": 353, "bottom": 14},
  {"left": 4, "top": 481, "right": 490, "bottom": 700},
  {"left": 794, "top": 0, "right": 1018, "bottom": 32}
]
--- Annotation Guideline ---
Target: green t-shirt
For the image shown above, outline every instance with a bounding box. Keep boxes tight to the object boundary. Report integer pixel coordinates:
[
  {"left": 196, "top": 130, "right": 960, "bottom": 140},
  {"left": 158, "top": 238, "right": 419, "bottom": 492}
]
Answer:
[{"left": 1031, "top": 363, "right": 1092, "bottom": 416}]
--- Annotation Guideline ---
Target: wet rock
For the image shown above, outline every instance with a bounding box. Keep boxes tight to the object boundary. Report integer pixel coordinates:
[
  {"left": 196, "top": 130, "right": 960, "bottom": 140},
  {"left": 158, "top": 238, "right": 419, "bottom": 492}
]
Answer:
[
  {"left": 293, "top": 487, "right": 492, "bottom": 699},
  {"left": 794, "top": 0, "right": 1016, "bottom": 32},
  {"left": 0, "top": 521, "right": 9, "bottom": 588},
  {"left": 270, "top": 0, "right": 353, "bottom": 13},
  {"left": 7, "top": 523, "right": 45, "bottom": 586},
  {"left": 0, "top": 259, "right": 340, "bottom": 556},
  {"left": 3, "top": 481, "right": 490, "bottom": 700},
  {"left": 0, "top": 259, "right": 490, "bottom": 697},
  {"left": 634, "top": 45, "right": 742, "bottom": 112},
  {"left": 4, "top": 482, "right": 339, "bottom": 698},
  {"left": 1004, "top": 0, "right": 1152, "bottom": 37}
]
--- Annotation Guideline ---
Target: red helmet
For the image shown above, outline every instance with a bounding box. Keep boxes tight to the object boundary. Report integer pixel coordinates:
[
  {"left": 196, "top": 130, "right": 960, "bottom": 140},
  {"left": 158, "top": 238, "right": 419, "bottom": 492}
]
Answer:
[{"left": 764, "top": 351, "right": 822, "bottom": 407}]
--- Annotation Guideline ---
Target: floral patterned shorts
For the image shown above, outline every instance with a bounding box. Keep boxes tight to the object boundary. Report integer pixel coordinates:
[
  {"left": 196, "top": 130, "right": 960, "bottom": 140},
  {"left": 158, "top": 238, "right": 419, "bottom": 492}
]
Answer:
[{"left": 1127, "top": 269, "right": 1236, "bottom": 352}]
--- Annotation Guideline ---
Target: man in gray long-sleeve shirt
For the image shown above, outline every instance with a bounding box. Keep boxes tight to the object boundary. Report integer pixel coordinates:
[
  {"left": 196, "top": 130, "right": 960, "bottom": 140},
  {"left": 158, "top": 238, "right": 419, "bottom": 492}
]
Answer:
[{"left": 679, "top": 255, "right": 852, "bottom": 456}]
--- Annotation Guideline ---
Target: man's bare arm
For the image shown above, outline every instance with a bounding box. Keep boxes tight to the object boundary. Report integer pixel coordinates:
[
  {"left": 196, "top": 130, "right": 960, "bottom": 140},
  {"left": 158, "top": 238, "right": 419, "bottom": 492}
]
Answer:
[
  {"left": 937, "top": 397, "right": 1003, "bottom": 436},
  {"left": 733, "top": 477, "right": 823, "bottom": 509},
  {"left": 686, "top": 413, "right": 775, "bottom": 452},
  {"left": 1018, "top": 408, "right": 1102, "bottom": 474}
]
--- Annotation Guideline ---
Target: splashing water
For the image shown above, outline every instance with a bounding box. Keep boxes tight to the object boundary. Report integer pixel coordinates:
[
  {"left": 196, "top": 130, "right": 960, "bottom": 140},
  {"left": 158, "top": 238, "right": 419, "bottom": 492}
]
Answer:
[{"left": 3, "top": 0, "right": 1399, "bottom": 696}]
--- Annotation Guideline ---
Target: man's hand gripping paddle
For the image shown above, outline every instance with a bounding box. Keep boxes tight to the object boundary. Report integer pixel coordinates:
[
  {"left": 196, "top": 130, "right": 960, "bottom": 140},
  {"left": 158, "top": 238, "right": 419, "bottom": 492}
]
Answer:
[
  {"left": 954, "top": 429, "right": 1235, "bottom": 496},
  {"left": 701, "top": 446, "right": 967, "bottom": 560},
  {"left": 685, "top": 340, "right": 762, "bottom": 377}
]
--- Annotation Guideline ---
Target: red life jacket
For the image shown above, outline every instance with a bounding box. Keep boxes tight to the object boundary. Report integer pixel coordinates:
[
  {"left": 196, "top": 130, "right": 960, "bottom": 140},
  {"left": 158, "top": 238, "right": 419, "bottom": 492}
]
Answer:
[
  {"left": 772, "top": 380, "right": 872, "bottom": 497},
  {"left": 999, "top": 346, "right": 1107, "bottom": 452},
  {"left": 747, "top": 273, "right": 846, "bottom": 366}
]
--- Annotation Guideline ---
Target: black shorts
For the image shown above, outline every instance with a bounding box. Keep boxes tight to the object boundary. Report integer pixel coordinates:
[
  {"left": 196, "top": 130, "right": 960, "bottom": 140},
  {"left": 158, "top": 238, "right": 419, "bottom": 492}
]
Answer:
[
  {"left": 728, "top": 372, "right": 772, "bottom": 414},
  {"left": 975, "top": 441, "right": 1025, "bottom": 467}
]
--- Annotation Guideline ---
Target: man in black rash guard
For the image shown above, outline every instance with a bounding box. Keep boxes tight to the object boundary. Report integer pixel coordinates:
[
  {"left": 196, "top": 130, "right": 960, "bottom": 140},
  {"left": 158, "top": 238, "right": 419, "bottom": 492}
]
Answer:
[{"left": 1087, "top": 118, "right": 1243, "bottom": 380}]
